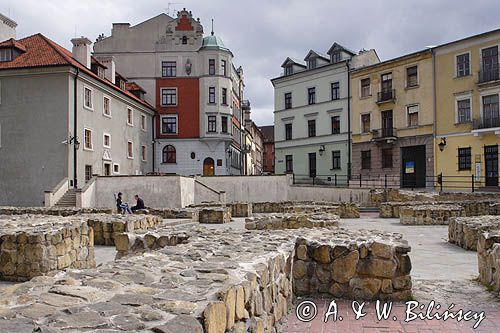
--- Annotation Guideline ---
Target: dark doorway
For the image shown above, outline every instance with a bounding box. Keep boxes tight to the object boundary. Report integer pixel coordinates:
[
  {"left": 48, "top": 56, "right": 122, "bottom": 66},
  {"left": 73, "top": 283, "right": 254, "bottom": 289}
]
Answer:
[
  {"left": 203, "top": 158, "right": 215, "bottom": 176},
  {"left": 381, "top": 110, "right": 394, "bottom": 137},
  {"left": 485, "top": 145, "right": 499, "bottom": 187},
  {"left": 308, "top": 152, "right": 316, "bottom": 178},
  {"left": 401, "top": 145, "right": 426, "bottom": 188}
]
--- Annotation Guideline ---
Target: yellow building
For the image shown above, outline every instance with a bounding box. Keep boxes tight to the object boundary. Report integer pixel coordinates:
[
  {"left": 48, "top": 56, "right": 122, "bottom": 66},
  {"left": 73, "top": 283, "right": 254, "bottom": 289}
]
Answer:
[
  {"left": 435, "top": 29, "right": 500, "bottom": 190},
  {"left": 351, "top": 50, "right": 434, "bottom": 188}
]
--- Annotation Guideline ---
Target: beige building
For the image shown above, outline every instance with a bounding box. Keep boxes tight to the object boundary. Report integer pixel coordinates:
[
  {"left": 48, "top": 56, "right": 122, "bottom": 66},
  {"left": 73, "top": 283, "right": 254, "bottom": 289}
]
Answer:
[{"left": 351, "top": 50, "right": 434, "bottom": 188}]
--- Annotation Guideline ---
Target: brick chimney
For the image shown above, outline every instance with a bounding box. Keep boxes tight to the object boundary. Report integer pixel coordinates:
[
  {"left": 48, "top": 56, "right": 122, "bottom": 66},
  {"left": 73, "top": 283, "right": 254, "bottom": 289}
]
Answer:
[
  {"left": 71, "top": 37, "right": 92, "bottom": 69},
  {"left": 95, "top": 55, "right": 116, "bottom": 84}
]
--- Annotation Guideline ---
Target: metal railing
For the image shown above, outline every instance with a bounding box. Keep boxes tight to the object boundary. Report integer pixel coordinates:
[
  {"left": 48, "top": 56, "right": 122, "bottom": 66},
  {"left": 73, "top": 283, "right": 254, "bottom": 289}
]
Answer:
[
  {"left": 478, "top": 66, "right": 500, "bottom": 83},
  {"left": 473, "top": 117, "right": 500, "bottom": 129},
  {"left": 372, "top": 127, "right": 397, "bottom": 139},
  {"left": 377, "top": 89, "right": 396, "bottom": 103}
]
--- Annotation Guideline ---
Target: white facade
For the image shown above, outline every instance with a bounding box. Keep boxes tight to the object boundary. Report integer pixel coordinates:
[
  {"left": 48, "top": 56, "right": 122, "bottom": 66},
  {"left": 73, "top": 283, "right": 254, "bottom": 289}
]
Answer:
[{"left": 0, "top": 13, "right": 16, "bottom": 42}]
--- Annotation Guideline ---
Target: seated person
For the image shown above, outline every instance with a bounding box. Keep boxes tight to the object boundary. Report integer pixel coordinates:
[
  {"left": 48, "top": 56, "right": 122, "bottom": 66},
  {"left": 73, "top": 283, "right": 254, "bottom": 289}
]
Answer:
[
  {"left": 131, "top": 194, "right": 145, "bottom": 213},
  {"left": 116, "top": 192, "right": 132, "bottom": 214}
]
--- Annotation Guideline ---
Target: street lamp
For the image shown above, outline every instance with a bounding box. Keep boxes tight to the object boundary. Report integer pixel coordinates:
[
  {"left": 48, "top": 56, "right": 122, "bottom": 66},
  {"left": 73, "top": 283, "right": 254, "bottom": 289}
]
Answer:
[
  {"left": 319, "top": 145, "right": 325, "bottom": 156},
  {"left": 438, "top": 137, "right": 446, "bottom": 152},
  {"left": 69, "top": 136, "right": 80, "bottom": 150}
]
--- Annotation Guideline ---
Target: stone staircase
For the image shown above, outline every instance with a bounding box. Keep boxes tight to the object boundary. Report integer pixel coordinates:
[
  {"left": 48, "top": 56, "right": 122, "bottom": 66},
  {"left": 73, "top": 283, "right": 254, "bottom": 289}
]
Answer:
[{"left": 54, "top": 189, "right": 77, "bottom": 207}]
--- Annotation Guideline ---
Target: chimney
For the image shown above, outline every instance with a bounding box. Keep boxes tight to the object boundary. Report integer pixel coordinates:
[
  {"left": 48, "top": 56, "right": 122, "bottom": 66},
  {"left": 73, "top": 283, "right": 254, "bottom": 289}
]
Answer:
[
  {"left": 95, "top": 55, "right": 116, "bottom": 84},
  {"left": 71, "top": 37, "right": 92, "bottom": 69}
]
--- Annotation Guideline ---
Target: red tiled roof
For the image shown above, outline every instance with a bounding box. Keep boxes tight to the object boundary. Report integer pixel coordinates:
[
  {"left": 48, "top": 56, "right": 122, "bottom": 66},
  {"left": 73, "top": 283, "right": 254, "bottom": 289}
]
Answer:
[
  {"left": 0, "top": 33, "right": 154, "bottom": 111},
  {"left": 126, "top": 82, "right": 146, "bottom": 93},
  {"left": 0, "top": 38, "right": 27, "bottom": 52}
]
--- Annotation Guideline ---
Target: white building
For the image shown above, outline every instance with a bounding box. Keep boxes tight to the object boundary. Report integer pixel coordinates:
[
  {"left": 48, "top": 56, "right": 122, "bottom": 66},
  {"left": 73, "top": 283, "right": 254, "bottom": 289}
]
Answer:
[{"left": 0, "top": 13, "right": 16, "bottom": 42}]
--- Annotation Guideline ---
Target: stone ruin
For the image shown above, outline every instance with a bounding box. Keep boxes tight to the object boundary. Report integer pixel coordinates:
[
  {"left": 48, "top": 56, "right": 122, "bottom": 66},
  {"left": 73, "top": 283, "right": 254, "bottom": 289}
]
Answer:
[
  {"left": 252, "top": 201, "right": 360, "bottom": 218},
  {"left": 380, "top": 200, "right": 500, "bottom": 219},
  {"left": 199, "top": 207, "right": 232, "bottom": 224},
  {"left": 449, "top": 216, "right": 500, "bottom": 251},
  {"left": 399, "top": 204, "right": 464, "bottom": 225},
  {"left": 0, "top": 224, "right": 413, "bottom": 332},
  {"left": 0, "top": 215, "right": 95, "bottom": 282},
  {"left": 0, "top": 206, "right": 113, "bottom": 216},
  {"left": 189, "top": 202, "right": 253, "bottom": 218},
  {"left": 478, "top": 229, "right": 500, "bottom": 295},
  {"left": 245, "top": 213, "right": 339, "bottom": 230}
]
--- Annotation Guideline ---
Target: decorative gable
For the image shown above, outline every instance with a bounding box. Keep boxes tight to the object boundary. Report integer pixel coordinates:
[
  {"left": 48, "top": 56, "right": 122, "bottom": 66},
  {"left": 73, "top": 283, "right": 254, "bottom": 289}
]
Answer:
[{"left": 176, "top": 14, "right": 194, "bottom": 31}]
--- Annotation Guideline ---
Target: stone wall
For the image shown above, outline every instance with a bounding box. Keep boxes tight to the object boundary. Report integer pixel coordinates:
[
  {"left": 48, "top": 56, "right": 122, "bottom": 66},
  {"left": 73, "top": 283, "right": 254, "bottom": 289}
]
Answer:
[
  {"left": 0, "top": 215, "right": 95, "bottom": 281},
  {"left": 380, "top": 200, "right": 500, "bottom": 219},
  {"left": 252, "top": 201, "right": 360, "bottom": 218},
  {"left": 230, "top": 202, "right": 252, "bottom": 218},
  {"left": 136, "top": 208, "right": 199, "bottom": 221},
  {"left": 478, "top": 230, "right": 500, "bottom": 294},
  {"left": 0, "top": 206, "right": 112, "bottom": 216},
  {"left": 449, "top": 216, "right": 500, "bottom": 251},
  {"left": 245, "top": 213, "right": 339, "bottom": 230},
  {"left": 199, "top": 207, "right": 232, "bottom": 224},
  {"left": 85, "top": 214, "right": 163, "bottom": 246},
  {"left": 400, "top": 205, "right": 464, "bottom": 225}
]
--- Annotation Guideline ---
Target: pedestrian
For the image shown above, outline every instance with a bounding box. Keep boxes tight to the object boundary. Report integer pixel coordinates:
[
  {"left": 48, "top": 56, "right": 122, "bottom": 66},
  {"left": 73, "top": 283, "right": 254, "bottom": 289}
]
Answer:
[
  {"left": 116, "top": 192, "right": 132, "bottom": 214},
  {"left": 131, "top": 194, "right": 145, "bottom": 213}
]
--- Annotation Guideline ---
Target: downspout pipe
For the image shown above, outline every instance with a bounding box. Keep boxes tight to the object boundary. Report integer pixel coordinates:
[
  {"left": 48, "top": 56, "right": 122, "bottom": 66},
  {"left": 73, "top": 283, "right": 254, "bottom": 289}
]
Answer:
[
  {"left": 73, "top": 68, "right": 79, "bottom": 189},
  {"left": 431, "top": 48, "right": 437, "bottom": 188},
  {"left": 347, "top": 61, "right": 352, "bottom": 180},
  {"left": 152, "top": 114, "right": 156, "bottom": 173}
]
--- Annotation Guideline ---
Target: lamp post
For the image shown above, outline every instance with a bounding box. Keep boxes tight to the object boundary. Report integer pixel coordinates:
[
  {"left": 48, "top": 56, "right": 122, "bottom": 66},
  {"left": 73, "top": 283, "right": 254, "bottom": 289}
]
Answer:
[
  {"left": 438, "top": 137, "right": 446, "bottom": 152},
  {"left": 319, "top": 145, "right": 325, "bottom": 156}
]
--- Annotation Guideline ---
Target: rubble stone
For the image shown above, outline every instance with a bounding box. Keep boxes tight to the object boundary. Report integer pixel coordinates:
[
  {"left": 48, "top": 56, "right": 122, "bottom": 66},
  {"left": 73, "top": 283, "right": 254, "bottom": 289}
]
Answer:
[
  {"left": 400, "top": 205, "right": 464, "bottom": 225},
  {"left": 449, "top": 216, "right": 500, "bottom": 251},
  {"left": 199, "top": 208, "right": 231, "bottom": 224},
  {"left": 245, "top": 213, "right": 339, "bottom": 230}
]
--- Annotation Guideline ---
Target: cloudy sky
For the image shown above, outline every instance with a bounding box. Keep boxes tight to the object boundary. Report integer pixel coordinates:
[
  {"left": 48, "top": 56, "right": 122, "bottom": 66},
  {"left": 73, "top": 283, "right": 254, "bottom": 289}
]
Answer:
[{"left": 3, "top": 0, "right": 500, "bottom": 126}]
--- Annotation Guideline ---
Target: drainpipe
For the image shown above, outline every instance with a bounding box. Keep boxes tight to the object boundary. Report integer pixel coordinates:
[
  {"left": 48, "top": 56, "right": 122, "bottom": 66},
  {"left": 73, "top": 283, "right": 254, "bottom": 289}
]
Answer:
[
  {"left": 152, "top": 114, "right": 156, "bottom": 173},
  {"left": 347, "top": 61, "right": 352, "bottom": 180},
  {"left": 73, "top": 68, "right": 79, "bottom": 189},
  {"left": 432, "top": 48, "right": 437, "bottom": 187}
]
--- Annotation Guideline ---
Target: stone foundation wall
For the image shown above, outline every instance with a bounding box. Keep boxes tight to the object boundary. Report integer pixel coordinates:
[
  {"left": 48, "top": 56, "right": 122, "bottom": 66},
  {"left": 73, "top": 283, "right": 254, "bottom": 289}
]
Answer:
[
  {"left": 0, "top": 215, "right": 95, "bottom": 281},
  {"left": 136, "top": 208, "right": 199, "bottom": 221},
  {"left": 114, "top": 230, "right": 191, "bottom": 259},
  {"left": 380, "top": 200, "right": 500, "bottom": 219},
  {"left": 199, "top": 207, "right": 231, "bottom": 224},
  {"left": 400, "top": 205, "right": 464, "bottom": 225},
  {"left": 245, "top": 213, "right": 339, "bottom": 230},
  {"left": 85, "top": 214, "right": 163, "bottom": 246},
  {"left": 230, "top": 202, "right": 253, "bottom": 218},
  {"left": 252, "top": 201, "right": 359, "bottom": 218},
  {"left": 449, "top": 216, "right": 500, "bottom": 251},
  {"left": 0, "top": 207, "right": 112, "bottom": 216},
  {"left": 478, "top": 230, "right": 500, "bottom": 294}
]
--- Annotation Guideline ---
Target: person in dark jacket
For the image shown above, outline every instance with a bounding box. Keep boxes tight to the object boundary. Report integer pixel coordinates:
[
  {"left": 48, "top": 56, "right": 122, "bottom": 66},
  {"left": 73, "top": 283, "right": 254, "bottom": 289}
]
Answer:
[
  {"left": 131, "top": 195, "right": 145, "bottom": 213},
  {"left": 116, "top": 192, "right": 131, "bottom": 214}
]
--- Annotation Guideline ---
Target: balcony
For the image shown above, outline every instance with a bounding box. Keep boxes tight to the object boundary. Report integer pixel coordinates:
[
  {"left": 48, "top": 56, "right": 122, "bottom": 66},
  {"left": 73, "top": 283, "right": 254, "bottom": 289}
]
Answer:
[
  {"left": 478, "top": 66, "right": 500, "bottom": 84},
  {"left": 471, "top": 117, "right": 500, "bottom": 136},
  {"left": 377, "top": 89, "right": 396, "bottom": 103},
  {"left": 371, "top": 127, "right": 397, "bottom": 143}
]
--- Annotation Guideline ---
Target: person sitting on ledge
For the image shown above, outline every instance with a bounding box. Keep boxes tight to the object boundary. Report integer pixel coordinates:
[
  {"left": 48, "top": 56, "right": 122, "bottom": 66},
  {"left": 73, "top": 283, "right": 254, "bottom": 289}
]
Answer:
[
  {"left": 131, "top": 194, "right": 145, "bottom": 213},
  {"left": 116, "top": 192, "right": 132, "bottom": 214}
]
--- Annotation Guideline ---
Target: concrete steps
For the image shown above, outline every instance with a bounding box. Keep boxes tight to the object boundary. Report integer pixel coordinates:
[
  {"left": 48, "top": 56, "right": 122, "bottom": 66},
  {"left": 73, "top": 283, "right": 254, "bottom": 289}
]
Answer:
[{"left": 54, "top": 189, "right": 77, "bottom": 207}]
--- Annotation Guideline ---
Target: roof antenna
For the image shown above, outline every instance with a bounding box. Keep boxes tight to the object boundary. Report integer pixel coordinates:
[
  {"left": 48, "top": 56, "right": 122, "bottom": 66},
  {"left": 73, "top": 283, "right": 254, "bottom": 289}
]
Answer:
[{"left": 211, "top": 19, "right": 214, "bottom": 36}]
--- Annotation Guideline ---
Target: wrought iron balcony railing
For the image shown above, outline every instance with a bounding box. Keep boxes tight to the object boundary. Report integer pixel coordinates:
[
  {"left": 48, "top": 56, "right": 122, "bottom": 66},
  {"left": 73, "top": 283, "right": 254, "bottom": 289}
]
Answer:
[
  {"left": 478, "top": 66, "right": 500, "bottom": 84},
  {"left": 372, "top": 127, "right": 397, "bottom": 139},
  {"left": 473, "top": 117, "right": 500, "bottom": 130},
  {"left": 377, "top": 89, "right": 396, "bottom": 103}
]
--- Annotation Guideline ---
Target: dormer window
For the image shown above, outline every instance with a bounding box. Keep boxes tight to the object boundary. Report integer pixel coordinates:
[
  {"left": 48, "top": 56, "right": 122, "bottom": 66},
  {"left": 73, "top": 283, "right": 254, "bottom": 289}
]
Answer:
[
  {"left": 308, "top": 58, "right": 317, "bottom": 69},
  {"left": 331, "top": 52, "right": 342, "bottom": 63},
  {"left": 97, "top": 66, "right": 105, "bottom": 79},
  {"left": 182, "top": 36, "right": 188, "bottom": 44},
  {"left": 285, "top": 66, "right": 293, "bottom": 76},
  {"left": 0, "top": 49, "right": 13, "bottom": 62}
]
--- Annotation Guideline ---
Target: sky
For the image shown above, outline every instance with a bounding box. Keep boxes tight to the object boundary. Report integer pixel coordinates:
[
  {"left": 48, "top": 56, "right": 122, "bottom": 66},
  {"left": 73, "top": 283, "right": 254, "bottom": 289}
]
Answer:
[{"left": 3, "top": 0, "right": 500, "bottom": 126}]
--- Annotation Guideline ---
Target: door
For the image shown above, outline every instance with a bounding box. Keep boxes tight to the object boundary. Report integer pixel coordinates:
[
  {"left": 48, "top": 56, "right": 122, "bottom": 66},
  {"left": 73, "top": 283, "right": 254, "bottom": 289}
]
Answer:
[
  {"left": 308, "top": 153, "right": 316, "bottom": 178},
  {"left": 485, "top": 145, "right": 499, "bottom": 187},
  {"left": 482, "top": 46, "right": 499, "bottom": 81},
  {"left": 203, "top": 158, "right": 215, "bottom": 176},
  {"left": 103, "top": 163, "right": 111, "bottom": 176},
  {"left": 401, "top": 145, "right": 426, "bottom": 188},
  {"left": 381, "top": 110, "right": 393, "bottom": 137}
]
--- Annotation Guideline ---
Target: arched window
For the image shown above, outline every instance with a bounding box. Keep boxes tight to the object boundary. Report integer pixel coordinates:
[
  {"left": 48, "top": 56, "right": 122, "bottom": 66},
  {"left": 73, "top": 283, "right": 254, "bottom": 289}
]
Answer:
[
  {"left": 163, "top": 145, "right": 176, "bottom": 163},
  {"left": 182, "top": 36, "right": 188, "bottom": 44}
]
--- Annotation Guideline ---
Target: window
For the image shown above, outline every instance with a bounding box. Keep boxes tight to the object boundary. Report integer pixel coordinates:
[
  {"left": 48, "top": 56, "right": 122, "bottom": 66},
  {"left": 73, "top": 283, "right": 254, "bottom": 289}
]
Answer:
[
  {"left": 161, "top": 88, "right": 177, "bottom": 106},
  {"left": 161, "top": 116, "right": 177, "bottom": 134},
  {"left": 85, "top": 165, "right": 93, "bottom": 182},
  {"left": 361, "top": 78, "right": 370, "bottom": 97},
  {"left": 141, "top": 145, "right": 146, "bottom": 161},
  {"left": 457, "top": 99, "right": 471, "bottom": 123},
  {"left": 285, "top": 155, "right": 293, "bottom": 172},
  {"left": 113, "top": 164, "right": 120, "bottom": 174},
  {"left": 163, "top": 145, "right": 176, "bottom": 163},
  {"left": 221, "top": 116, "right": 228, "bottom": 133},
  {"left": 84, "top": 87, "right": 93, "bottom": 109},
  {"left": 285, "top": 123, "right": 292, "bottom": 140},
  {"left": 406, "top": 66, "right": 418, "bottom": 87},
  {"left": 331, "top": 116, "right": 340, "bottom": 134},
  {"left": 308, "top": 58, "right": 317, "bottom": 69},
  {"left": 0, "top": 49, "right": 12, "bottom": 62},
  {"left": 182, "top": 36, "right": 187, "bottom": 44},
  {"left": 84, "top": 128, "right": 92, "bottom": 150},
  {"left": 141, "top": 115, "right": 146, "bottom": 131},
  {"left": 407, "top": 105, "right": 419, "bottom": 127},
  {"left": 457, "top": 53, "right": 470, "bottom": 77},
  {"left": 285, "top": 66, "right": 293, "bottom": 76},
  {"left": 308, "top": 87, "right": 316, "bottom": 105},
  {"left": 331, "top": 82, "right": 340, "bottom": 100},
  {"left": 222, "top": 88, "right": 228, "bottom": 105},
  {"left": 221, "top": 60, "right": 227, "bottom": 76},
  {"left": 127, "top": 141, "right": 133, "bottom": 159},
  {"left": 103, "top": 96, "right": 110, "bottom": 117},
  {"left": 209, "top": 87, "right": 216, "bottom": 104},
  {"left": 209, "top": 59, "right": 216, "bottom": 75},
  {"left": 103, "top": 133, "right": 111, "bottom": 148},
  {"left": 331, "top": 52, "right": 341, "bottom": 63},
  {"left": 162, "top": 61, "right": 176, "bottom": 77},
  {"left": 361, "top": 114, "right": 371, "bottom": 133},
  {"left": 458, "top": 147, "right": 472, "bottom": 170},
  {"left": 103, "top": 162, "right": 111, "bottom": 176},
  {"left": 382, "top": 148, "right": 393, "bottom": 168},
  {"left": 361, "top": 150, "right": 371, "bottom": 169},
  {"left": 308, "top": 119, "right": 316, "bottom": 137},
  {"left": 332, "top": 151, "right": 341, "bottom": 169},
  {"left": 127, "top": 108, "right": 133, "bottom": 126},
  {"left": 208, "top": 115, "right": 217, "bottom": 132},
  {"left": 285, "top": 93, "right": 292, "bottom": 109},
  {"left": 482, "top": 94, "right": 500, "bottom": 127}
]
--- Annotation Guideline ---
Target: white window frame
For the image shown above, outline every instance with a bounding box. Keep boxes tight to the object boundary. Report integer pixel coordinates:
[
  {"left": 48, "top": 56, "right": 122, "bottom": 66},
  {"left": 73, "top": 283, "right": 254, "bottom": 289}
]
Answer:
[
  {"left": 127, "top": 108, "right": 133, "bottom": 126},
  {"left": 127, "top": 141, "right": 134, "bottom": 159},
  {"left": 479, "top": 44, "right": 500, "bottom": 72},
  {"left": 160, "top": 115, "right": 178, "bottom": 134},
  {"left": 83, "top": 86, "right": 93, "bottom": 111},
  {"left": 359, "top": 112, "right": 371, "bottom": 134},
  {"left": 406, "top": 104, "right": 419, "bottom": 127},
  {"left": 455, "top": 51, "right": 471, "bottom": 78},
  {"left": 141, "top": 114, "right": 147, "bottom": 131},
  {"left": 141, "top": 145, "right": 147, "bottom": 162},
  {"left": 161, "top": 87, "right": 178, "bottom": 106},
  {"left": 103, "top": 133, "right": 111, "bottom": 148},
  {"left": 103, "top": 95, "right": 111, "bottom": 118},
  {"left": 479, "top": 90, "right": 500, "bottom": 122},
  {"left": 454, "top": 93, "right": 472, "bottom": 124},
  {"left": 113, "top": 163, "right": 120, "bottom": 174},
  {"left": 83, "top": 128, "right": 93, "bottom": 151}
]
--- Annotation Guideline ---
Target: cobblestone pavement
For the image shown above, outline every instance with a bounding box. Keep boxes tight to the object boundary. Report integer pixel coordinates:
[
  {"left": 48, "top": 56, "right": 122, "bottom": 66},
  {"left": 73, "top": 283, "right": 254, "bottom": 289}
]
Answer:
[{"left": 282, "top": 213, "right": 500, "bottom": 332}]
